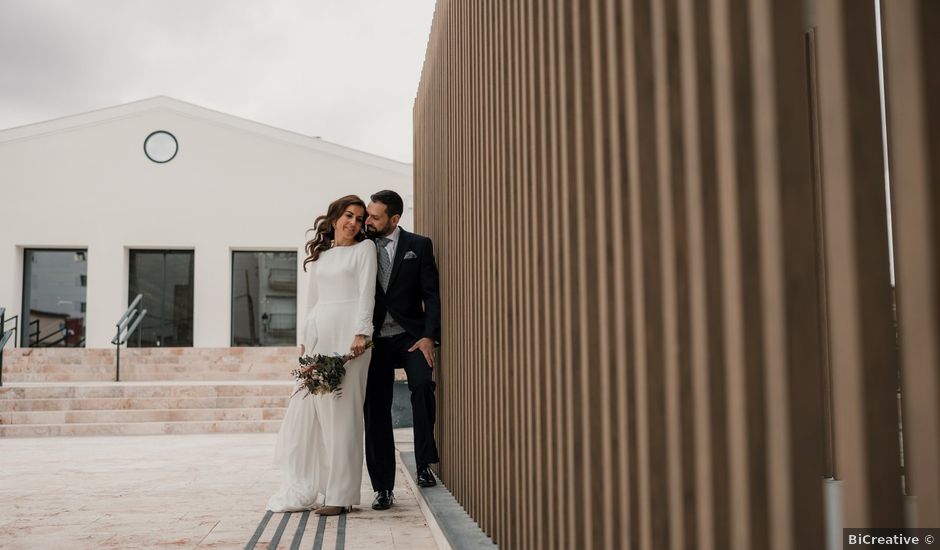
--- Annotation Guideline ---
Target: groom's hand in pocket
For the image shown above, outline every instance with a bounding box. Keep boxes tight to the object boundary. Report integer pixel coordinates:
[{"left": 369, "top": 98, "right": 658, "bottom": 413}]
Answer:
[{"left": 408, "top": 337, "right": 436, "bottom": 369}]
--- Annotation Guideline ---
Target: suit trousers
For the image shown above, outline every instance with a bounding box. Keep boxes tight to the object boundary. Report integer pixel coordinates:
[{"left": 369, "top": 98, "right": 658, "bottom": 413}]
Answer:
[{"left": 364, "top": 332, "right": 440, "bottom": 492}]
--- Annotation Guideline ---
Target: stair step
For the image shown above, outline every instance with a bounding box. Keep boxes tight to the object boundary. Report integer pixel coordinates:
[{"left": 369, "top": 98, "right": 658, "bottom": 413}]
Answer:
[
  {"left": 0, "top": 395, "right": 290, "bottom": 412},
  {"left": 1, "top": 347, "right": 301, "bottom": 383},
  {"left": 5, "top": 372, "right": 290, "bottom": 382},
  {"left": 0, "top": 382, "right": 295, "bottom": 400},
  {"left": 0, "top": 348, "right": 310, "bottom": 437},
  {"left": 0, "top": 419, "right": 283, "bottom": 438},
  {"left": 0, "top": 407, "right": 286, "bottom": 425},
  {"left": 1, "top": 359, "right": 292, "bottom": 368}
]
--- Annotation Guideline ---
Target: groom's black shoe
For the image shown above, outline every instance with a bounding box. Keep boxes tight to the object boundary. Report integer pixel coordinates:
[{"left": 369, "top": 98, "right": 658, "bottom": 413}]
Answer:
[
  {"left": 372, "top": 490, "right": 393, "bottom": 510},
  {"left": 416, "top": 464, "right": 437, "bottom": 488}
]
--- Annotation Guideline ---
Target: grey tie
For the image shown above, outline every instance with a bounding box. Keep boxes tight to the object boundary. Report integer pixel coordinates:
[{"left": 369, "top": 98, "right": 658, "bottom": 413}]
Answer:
[{"left": 376, "top": 237, "right": 392, "bottom": 291}]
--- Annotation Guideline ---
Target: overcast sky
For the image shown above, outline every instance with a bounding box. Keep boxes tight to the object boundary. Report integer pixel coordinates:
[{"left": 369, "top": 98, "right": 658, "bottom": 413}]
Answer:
[{"left": 0, "top": 0, "right": 437, "bottom": 163}]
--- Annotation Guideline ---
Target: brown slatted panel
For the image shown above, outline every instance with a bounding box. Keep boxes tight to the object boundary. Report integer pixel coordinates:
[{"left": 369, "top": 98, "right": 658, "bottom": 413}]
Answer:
[
  {"left": 883, "top": 0, "right": 940, "bottom": 528},
  {"left": 413, "top": 0, "right": 935, "bottom": 547}
]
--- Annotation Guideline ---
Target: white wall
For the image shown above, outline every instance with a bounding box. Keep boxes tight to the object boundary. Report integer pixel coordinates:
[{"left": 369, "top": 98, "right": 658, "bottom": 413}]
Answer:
[{"left": 0, "top": 99, "right": 413, "bottom": 348}]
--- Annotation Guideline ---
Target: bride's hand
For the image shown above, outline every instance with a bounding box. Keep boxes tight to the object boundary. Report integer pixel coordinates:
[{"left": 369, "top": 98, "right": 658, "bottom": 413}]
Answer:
[
  {"left": 298, "top": 344, "right": 305, "bottom": 357},
  {"left": 349, "top": 335, "right": 368, "bottom": 357}
]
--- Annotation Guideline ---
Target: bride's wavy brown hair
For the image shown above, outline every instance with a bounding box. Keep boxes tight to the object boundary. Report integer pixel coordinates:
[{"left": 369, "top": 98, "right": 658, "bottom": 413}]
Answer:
[{"left": 303, "top": 195, "right": 368, "bottom": 270}]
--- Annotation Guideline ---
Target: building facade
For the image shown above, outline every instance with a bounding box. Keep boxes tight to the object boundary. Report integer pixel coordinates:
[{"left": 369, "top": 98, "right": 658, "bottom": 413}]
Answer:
[{"left": 1, "top": 97, "right": 412, "bottom": 348}]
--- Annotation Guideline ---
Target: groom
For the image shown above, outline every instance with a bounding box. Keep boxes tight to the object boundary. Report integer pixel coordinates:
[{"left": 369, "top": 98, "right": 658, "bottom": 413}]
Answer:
[{"left": 364, "top": 190, "right": 441, "bottom": 511}]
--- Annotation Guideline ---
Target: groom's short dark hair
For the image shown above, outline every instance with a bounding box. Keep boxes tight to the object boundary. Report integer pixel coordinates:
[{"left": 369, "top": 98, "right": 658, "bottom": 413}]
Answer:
[{"left": 371, "top": 190, "right": 404, "bottom": 218}]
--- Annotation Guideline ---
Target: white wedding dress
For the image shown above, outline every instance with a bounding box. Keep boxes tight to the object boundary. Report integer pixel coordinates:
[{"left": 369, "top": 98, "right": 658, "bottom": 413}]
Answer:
[{"left": 267, "top": 239, "right": 377, "bottom": 511}]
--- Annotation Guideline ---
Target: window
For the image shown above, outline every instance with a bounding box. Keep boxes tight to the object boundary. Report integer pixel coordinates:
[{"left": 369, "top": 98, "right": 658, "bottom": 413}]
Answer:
[
  {"left": 232, "top": 251, "right": 298, "bottom": 346},
  {"left": 21, "top": 249, "right": 87, "bottom": 347},
  {"left": 144, "top": 130, "right": 179, "bottom": 163},
  {"left": 128, "top": 250, "right": 194, "bottom": 347}
]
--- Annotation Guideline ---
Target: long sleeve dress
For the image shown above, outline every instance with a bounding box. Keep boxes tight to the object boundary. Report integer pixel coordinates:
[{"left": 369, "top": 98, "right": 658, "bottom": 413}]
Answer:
[{"left": 267, "top": 238, "right": 377, "bottom": 511}]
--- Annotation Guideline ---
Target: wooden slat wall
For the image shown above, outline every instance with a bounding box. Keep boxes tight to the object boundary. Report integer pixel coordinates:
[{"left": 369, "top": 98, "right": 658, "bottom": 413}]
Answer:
[{"left": 414, "top": 0, "right": 938, "bottom": 547}]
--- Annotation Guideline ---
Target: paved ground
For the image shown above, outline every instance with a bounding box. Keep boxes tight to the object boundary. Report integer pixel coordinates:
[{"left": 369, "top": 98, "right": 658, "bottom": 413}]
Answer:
[{"left": 0, "top": 430, "right": 437, "bottom": 549}]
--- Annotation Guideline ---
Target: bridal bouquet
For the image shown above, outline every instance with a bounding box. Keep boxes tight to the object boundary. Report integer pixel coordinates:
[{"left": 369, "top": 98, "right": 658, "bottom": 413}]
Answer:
[{"left": 290, "top": 341, "right": 374, "bottom": 398}]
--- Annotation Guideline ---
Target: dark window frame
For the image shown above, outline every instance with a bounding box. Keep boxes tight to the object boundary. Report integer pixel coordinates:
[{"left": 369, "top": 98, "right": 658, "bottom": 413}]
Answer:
[
  {"left": 230, "top": 250, "right": 298, "bottom": 347},
  {"left": 21, "top": 247, "right": 88, "bottom": 348},
  {"left": 128, "top": 249, "right": 195, "bottom": 348}
]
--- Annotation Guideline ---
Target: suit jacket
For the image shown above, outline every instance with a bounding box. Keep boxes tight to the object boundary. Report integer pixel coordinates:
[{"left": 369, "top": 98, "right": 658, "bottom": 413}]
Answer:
[{"left": 372, "top": 228, "right": 442, "bottom": 343}]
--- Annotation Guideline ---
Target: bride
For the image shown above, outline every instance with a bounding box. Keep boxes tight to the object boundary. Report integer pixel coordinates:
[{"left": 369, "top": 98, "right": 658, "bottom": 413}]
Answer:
[{"left": 267, "top": 195, "right": 377, "bottom": 516}]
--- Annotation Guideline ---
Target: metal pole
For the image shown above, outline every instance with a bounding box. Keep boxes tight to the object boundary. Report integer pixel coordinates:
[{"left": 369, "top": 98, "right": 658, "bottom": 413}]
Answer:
[
  {"left": 115, "top": 324, "right": 121, "bottom": 382},
  {"left": 0, "top": 308, "right": 5, "bottom": 387},
  {"left": 0, "top": 330, "right": 8, "bottom": 387}
]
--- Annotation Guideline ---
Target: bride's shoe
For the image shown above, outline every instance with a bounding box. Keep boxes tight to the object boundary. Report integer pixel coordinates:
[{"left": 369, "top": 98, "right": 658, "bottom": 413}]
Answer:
[{"left": 314, "top": 505, "right": 352, "bottom": 516}]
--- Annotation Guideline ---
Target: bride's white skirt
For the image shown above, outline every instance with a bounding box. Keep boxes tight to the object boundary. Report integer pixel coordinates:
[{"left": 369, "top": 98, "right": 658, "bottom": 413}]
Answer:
[{"left": 266, "top": 347, "right": 372, "bottom": 512}]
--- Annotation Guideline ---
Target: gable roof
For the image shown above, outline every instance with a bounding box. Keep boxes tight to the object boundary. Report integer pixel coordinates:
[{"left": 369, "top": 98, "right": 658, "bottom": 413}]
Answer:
[{"left": 0, "top": 96, "right": 410, "bottom": 174}]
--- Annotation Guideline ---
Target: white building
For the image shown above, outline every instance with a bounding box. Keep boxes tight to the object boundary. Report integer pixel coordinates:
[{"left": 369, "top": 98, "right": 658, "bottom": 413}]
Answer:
[{"left": 0, "top": 97, "right": 413, "bottom": 348}]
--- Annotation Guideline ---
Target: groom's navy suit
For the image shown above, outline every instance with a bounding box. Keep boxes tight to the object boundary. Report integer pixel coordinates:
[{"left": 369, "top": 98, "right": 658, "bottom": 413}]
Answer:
[{"left": 365, "top": 227, "right": 441, "bottom": 492}]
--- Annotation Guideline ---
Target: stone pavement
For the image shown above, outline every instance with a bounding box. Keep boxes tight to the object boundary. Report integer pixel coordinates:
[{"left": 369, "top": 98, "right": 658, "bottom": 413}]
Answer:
[{"left": 0, "top": 430, "right": 440, "bottom": 549}]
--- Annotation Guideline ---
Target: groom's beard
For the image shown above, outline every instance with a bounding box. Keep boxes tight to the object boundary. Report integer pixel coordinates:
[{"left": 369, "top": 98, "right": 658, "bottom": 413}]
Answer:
[{"left": 365, "top": 224, "right": 392, "bottom": 238}]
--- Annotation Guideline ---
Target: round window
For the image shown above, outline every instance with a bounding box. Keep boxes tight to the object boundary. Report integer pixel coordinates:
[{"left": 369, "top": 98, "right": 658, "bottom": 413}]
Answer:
[{"left": 144, "top": 131, "right": 178, "bottom": 163}]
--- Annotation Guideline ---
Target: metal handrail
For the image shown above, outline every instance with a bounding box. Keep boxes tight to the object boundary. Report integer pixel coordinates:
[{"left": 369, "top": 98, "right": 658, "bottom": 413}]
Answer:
[
  {"left": 1, "top": 310, "right": 18, "bottom": 349},
  {"left": 0, "top": 329, "right": 10, "bottom": 387},
  {"left": 34, "top": 326, "right": 71, "bottom": 347},
  {"left": 114, "top": 294, "right": 143, "bottom": 336},
  {"left": 0, "top": 307, "right": 12, "bottom": 387},
  {"left": 28, "top": 319, "right": 39, "bottom": 346},
  {"left": 113, "top": 295, "right": 147, "bottom": 381}
]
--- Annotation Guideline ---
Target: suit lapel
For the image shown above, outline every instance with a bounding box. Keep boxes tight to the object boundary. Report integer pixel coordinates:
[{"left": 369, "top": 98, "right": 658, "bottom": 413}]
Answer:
[{"left": 387, "top": 228, "right": 409, "bottom": 290}]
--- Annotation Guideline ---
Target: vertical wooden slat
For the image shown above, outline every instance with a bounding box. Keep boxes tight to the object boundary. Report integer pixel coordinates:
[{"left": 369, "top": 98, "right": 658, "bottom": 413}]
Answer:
[
  {"left": 749, "top": 0, "right": 827, "bottom": 547},
  {"left": 530, "top": 0, "right": 551, "bottom": 547},
  {"left": 508, "top": 2, "right": 523, "bottom": 547},
  {"left": 556, "top": 1, "right": 576, "bottom": 548},
  {"left": 883, "top": 0, "right": 940, "bottom": 528},
  {"left": 677, "top": 0, "right": 716, "bottom": 547},
  {"left": 521, "top": 0, "right": 539, "bottom": 547},
  {"left": 816, "top": 0, "right": 904, "bottom": 528},
  {"left": 604, "top": 0, "right": 634, "bottom": 547},
  {"left": 587, "top": 0, "right": 616, "bottom": 548},
  {"left": 622, "top": 1, "right": 653, "bottom": 548},
  {"left": 568, "top": 0, "right": 596, "bottom": 548},
  {"left": 547, "top": 1, "right": 566, "bottom": 547},
  {"left": 710, "top": 0, "right": 754, "bottom": 546},
  {"left": 651, "top": 0, "right": 688, "bottom": 548},
  {"left": 498, "top": 1, "right": 511, "bottom": 544}
]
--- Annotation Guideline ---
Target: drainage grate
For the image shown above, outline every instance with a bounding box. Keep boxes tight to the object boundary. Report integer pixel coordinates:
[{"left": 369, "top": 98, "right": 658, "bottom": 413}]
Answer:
[{"left": 245, "top": 509, "right": 347, "bottom": 550}]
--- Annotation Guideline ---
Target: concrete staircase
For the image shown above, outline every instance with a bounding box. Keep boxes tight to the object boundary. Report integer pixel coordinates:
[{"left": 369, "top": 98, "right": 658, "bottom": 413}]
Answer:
[{"left": 0, "top": 347, "right": 298, "bottom": 437}]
